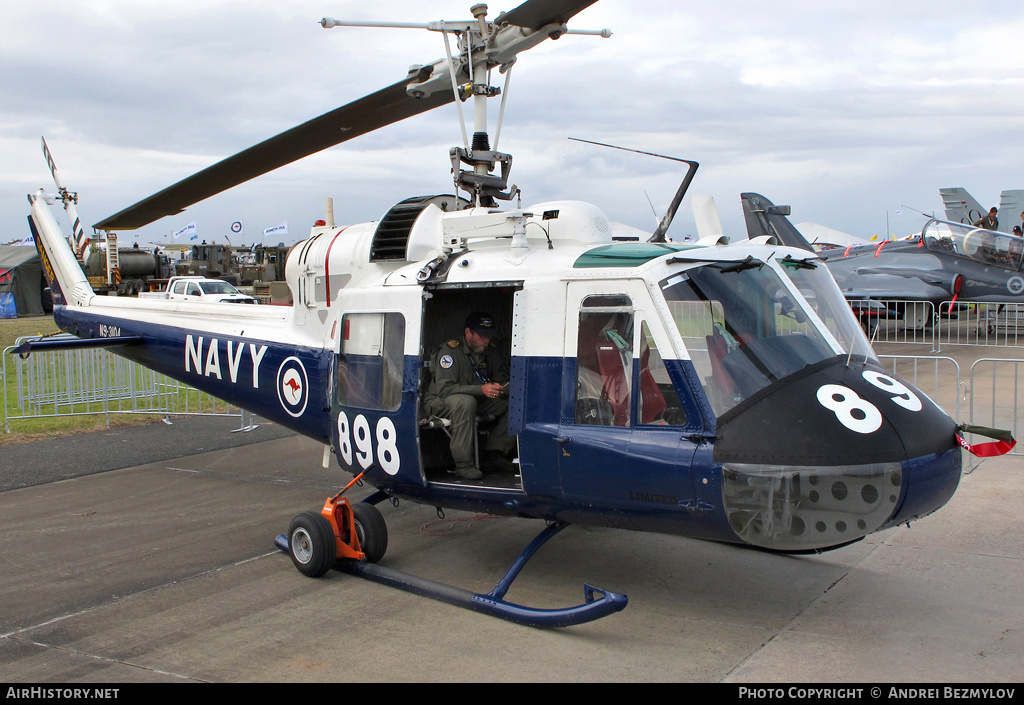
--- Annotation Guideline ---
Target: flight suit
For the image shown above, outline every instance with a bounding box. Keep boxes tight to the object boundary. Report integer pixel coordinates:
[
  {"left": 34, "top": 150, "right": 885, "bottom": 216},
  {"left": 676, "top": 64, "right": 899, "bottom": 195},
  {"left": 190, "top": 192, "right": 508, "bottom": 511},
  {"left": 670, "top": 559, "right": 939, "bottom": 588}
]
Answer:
[{"left": 422, "top": 338, "right": 513, "bottom": 471}]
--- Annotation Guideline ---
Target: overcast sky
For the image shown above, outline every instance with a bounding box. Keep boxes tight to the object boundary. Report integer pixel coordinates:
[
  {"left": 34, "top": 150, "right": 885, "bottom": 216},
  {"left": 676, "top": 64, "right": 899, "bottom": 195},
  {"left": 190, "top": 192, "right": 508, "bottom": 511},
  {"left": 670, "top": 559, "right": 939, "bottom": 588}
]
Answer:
[{"left": 3, "top": 0, "right": 1023, "bottom": 247}]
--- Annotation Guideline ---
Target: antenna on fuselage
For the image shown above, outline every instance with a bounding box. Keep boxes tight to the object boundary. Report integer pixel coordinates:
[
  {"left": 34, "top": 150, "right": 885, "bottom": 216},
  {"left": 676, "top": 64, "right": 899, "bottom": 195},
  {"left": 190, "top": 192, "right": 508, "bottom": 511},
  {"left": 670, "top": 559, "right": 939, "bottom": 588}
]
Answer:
[{"left": 568, "top": 138, "right": 699, "bottom": 242}]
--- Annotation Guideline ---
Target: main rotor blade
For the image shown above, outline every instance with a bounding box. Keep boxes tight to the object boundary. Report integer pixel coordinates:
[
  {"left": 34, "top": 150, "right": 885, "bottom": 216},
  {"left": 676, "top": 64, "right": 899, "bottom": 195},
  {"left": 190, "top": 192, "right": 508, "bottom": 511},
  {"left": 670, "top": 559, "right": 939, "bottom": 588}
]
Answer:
[
  {"left": 94, "top": 77, "right": 454, "bottom": 231},
  {"left": 500, "top": 0, "right": 599, "bottom": 30}
]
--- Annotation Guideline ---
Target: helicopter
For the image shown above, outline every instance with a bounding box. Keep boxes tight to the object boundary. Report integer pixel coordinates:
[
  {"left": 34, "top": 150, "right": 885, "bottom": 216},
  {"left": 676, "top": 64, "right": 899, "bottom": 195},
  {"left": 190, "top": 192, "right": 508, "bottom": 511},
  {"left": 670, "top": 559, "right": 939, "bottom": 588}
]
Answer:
[{"left": 23, "top": 0, "right": 996, "bottom": 628}]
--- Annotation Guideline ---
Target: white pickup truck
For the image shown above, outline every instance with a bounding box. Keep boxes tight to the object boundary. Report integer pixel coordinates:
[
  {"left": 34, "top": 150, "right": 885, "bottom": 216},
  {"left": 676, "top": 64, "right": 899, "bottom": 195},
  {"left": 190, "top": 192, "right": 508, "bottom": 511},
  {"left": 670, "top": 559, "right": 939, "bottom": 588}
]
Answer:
[{"left": 139, "top": 276, "right": 259, "bottom": 304}]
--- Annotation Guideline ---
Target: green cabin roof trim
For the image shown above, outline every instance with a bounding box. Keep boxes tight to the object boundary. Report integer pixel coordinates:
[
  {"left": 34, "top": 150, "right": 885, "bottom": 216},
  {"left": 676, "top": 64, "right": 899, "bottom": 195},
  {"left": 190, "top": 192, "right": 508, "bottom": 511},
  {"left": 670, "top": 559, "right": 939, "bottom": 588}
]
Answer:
[{"left": 573, "top": 242, "right": 705, "bottom": 268}]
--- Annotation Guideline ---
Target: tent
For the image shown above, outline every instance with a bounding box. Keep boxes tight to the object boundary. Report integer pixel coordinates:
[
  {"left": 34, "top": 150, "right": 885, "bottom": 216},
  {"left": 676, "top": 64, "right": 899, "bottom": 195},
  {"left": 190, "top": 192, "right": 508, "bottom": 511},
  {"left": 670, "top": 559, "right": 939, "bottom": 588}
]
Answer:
[{"left": 0, "top": 245, "right": 44, "bottom": 318}]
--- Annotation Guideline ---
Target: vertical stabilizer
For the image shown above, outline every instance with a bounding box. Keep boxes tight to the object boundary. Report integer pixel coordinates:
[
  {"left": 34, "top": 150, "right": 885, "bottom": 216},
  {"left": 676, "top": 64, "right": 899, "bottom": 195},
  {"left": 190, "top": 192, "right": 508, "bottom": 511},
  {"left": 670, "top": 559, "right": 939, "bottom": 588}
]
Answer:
[
  {"left": 740, "top": 193, "right": 814, "bottom": 251},
  {"left": 28, "top": 192, "right": 94, "bottom": 308},
  {"left": 940, "top": 188, "right": 986, "bottom": 227},
  {"left": 692, "top": 195, "right": 725, "bottom": 241},
  {"left": 999, "top": 190, "right": 1024, "bottom": 233}
]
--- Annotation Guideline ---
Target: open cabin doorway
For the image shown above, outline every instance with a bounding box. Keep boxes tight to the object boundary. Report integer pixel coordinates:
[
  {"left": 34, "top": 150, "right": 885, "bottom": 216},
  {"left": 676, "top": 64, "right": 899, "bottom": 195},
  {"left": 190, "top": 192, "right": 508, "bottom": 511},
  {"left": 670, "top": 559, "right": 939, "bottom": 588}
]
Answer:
[{"left": 418, "top": 282, "right": 524, "bottom": 490}]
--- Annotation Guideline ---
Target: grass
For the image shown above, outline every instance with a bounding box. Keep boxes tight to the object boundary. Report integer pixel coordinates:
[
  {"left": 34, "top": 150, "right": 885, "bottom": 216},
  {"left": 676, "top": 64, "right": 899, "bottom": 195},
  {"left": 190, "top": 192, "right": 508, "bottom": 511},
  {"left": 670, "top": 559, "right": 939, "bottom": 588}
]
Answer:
[{"left": 1, "top": 315, "right": 172, "bottom": 446}]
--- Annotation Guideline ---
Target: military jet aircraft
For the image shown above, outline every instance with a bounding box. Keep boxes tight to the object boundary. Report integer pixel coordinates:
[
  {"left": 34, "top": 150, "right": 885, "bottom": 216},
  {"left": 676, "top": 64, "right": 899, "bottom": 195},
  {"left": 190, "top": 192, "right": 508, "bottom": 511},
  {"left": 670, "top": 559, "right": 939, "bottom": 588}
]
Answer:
[{"left": 742, "top": 192, "right": 1024, "bottom": 306}]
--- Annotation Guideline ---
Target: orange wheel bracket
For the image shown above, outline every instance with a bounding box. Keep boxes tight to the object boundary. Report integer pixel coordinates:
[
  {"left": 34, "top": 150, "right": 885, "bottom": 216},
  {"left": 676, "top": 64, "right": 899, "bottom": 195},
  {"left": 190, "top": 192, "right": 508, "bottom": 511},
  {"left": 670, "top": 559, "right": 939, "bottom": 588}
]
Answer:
[{"left": 320, "top": 497, "right": 366, "bottom": 561}]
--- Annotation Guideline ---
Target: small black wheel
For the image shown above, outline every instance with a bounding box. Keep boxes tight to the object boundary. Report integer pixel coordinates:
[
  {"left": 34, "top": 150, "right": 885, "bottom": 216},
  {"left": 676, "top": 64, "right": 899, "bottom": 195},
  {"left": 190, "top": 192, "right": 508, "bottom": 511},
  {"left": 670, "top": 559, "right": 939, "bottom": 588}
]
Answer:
[
  {"left": 351, "top": 502, "right": 388, "bottom": 564},
  {"left": 287, "top": 511, "right": 336, "bottom": 577}
]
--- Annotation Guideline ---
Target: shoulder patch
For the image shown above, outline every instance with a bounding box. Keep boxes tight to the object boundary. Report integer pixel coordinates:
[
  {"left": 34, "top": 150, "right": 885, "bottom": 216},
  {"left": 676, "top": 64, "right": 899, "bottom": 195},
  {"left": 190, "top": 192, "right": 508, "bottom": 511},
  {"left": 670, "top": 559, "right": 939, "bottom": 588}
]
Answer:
[{"left": 446, "top": 339, "right": 460, "bottom": 349}]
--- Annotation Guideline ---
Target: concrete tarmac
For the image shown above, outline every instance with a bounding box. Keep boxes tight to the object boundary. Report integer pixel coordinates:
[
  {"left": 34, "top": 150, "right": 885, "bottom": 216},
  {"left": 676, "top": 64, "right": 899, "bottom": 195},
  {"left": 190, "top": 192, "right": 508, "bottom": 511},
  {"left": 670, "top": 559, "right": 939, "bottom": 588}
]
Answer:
[{"left": 1, "top": 423, "right": 1021, "bottom": 683}]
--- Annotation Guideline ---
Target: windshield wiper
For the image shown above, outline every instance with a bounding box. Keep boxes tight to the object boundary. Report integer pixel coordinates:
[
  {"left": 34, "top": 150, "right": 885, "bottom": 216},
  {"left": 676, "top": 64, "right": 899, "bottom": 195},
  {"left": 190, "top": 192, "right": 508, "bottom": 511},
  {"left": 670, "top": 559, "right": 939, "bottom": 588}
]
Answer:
[
  {"left": 779, "top": 254, "right": 821, "bottom": 270},
  {"left": 716, "top": 256, "right": 764, "bottom": 273}
]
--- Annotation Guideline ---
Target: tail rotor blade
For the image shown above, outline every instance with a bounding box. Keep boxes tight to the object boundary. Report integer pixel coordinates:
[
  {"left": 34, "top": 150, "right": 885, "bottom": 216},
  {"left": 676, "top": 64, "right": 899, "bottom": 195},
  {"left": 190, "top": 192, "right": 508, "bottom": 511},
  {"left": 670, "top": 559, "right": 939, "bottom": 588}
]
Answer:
[{"left": 41, "top": 137, "right": 90, "bottom": 257}]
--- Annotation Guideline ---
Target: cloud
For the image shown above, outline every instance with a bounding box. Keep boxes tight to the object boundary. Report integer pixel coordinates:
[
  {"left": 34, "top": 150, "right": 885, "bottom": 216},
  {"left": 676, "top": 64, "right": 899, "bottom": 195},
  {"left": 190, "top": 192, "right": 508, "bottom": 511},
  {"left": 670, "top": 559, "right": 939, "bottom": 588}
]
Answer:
[{"left": 3, "top": 0, "right": 1023, "bottom": 246}]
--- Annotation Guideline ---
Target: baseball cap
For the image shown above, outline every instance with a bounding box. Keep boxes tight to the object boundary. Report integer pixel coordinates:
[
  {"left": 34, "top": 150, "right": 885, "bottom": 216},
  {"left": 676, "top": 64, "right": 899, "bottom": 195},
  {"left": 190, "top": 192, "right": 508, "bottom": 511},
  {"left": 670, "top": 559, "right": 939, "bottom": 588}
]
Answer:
[{"left": 465, "top": 311, "right": 497, "bottom": 338}]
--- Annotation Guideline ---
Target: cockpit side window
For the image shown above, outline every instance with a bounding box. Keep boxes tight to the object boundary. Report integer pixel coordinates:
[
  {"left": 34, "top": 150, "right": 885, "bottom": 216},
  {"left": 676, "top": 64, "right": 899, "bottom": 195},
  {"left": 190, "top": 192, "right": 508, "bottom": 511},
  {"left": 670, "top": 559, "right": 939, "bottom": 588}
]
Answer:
[{"left": 575, "top": 295, "right": 633, "bottom": 427}]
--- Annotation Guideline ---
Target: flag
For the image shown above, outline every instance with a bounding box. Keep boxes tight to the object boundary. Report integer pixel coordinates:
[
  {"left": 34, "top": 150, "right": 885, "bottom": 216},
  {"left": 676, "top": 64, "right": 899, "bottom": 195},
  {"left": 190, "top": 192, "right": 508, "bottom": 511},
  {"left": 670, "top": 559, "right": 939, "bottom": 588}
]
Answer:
[
  {"left": 231, "top": 220, "right": 244, "bottom": 237},
  {"left": 264, "top": 222, "right": 288, "bottom": 238},
  {"left": 173, "top": 221, "right": 197, "bottom": 240}
]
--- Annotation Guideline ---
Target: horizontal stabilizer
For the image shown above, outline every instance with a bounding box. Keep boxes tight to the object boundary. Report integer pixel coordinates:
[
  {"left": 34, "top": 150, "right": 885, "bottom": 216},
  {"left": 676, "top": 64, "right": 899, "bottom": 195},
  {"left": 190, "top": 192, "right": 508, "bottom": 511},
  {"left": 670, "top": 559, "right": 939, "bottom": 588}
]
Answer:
[{"left": 12, "top": 335, "right": 143, "bottom": 356}]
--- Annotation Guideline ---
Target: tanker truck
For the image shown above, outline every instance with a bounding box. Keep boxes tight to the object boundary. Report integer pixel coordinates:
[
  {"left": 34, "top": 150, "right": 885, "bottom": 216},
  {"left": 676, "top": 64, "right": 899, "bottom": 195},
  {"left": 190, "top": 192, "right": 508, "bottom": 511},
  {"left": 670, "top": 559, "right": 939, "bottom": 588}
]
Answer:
[{"left": 82, "top": 238, "right": 173, "bottom": 295}]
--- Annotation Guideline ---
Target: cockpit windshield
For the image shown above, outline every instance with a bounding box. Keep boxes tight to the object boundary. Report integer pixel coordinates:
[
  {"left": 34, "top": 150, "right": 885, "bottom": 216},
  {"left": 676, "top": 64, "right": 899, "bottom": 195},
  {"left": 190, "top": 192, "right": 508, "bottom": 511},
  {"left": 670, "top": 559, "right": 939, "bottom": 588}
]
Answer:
[
  {"left": 922, "top": 219, "right": 1024, "bottom": 271},
  {"left": 659, "top": 255, "right": 875, "bottom": 416},
  {"left": 776, "top": 256, "right": 876, "bottom": 362}
]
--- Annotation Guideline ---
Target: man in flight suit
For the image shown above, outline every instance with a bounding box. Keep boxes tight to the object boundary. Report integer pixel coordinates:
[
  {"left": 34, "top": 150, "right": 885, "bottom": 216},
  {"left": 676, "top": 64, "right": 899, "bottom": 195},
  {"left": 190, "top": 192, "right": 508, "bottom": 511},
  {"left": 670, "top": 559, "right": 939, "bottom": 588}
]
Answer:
[
  {"left": 422, "top": 312, "right": 515, "bottom": 480},
  {"left": 974, "top": 207, "right": 999, "bottom": 231}
]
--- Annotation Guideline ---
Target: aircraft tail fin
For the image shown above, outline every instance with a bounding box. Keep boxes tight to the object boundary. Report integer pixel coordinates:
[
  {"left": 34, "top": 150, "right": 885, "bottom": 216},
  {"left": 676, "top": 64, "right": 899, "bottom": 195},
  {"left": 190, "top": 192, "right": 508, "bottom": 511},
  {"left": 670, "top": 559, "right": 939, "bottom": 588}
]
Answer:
[
  {"left": 940, "top": 188, "right": 986, "bottom": 227},
  {"left": 740, "top": 193, "right": 814, "bottom": 251},
  {"left": 28, "top": 191, "right": 94, "bottom": 308},
  {"left": 999, "top": 190, "right": 1024, "bottom": 233},
  {"left": 692, "top": 195, "right": 725, "bottom": 241}
]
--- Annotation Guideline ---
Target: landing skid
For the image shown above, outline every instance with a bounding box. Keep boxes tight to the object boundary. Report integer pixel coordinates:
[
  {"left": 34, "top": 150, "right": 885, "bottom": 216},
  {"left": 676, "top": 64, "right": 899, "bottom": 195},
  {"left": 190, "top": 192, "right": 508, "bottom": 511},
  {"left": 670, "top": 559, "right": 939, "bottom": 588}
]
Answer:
[{"left": 274, "top": 515, "right": 627, "bottom": 629}]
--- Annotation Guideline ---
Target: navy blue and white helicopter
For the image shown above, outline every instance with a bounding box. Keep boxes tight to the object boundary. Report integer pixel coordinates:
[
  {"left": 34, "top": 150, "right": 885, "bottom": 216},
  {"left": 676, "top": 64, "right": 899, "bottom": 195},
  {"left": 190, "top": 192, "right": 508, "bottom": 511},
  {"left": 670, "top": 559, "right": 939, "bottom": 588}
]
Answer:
[{"left": 24, "top": 0, "right": 982, "bottom": 627}]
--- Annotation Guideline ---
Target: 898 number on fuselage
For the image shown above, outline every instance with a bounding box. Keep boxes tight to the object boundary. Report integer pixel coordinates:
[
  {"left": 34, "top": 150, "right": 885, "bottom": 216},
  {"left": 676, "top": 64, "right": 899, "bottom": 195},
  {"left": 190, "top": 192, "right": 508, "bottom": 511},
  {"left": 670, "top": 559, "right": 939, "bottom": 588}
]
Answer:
[{"left": 336, "top": 411, "right": 401, "bottom": 475}]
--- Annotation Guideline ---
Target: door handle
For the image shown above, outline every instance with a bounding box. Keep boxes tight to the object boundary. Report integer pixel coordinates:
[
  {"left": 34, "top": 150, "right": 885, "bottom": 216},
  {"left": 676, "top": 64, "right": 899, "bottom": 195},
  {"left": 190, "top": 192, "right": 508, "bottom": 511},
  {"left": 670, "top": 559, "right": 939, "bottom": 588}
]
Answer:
[{"left": 554, "top": 436, "right": 571, "bottom": 445}]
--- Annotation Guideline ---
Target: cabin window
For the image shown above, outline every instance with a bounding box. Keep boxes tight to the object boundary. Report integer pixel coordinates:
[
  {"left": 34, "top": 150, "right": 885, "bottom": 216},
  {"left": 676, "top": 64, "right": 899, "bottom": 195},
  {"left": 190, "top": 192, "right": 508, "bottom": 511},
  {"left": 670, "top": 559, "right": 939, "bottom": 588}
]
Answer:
[
  {"left": 638, "top": 321, "right": 686, "bottom": 426},
  {"left": 575, "top": 295, "right": 634, "bottom": 427},
  {"left": 337, "top": 312, "right": 405, "bottom": 411}
]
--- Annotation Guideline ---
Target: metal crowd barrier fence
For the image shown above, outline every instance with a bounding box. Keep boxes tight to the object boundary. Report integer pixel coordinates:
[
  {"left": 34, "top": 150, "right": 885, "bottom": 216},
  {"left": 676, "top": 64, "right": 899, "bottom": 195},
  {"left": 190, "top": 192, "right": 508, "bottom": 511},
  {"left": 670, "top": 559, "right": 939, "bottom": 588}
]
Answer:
[
  {"left": 935, "top": 302, "right": 1024, "bottom": 349},
  {"left": 877, "top": 352, "right": 1022, "bottom": 472},
  {"left": 3, "top": 334, "right": 255, "bottom": 433},
  {"left": 862, "top": 300, "right": 938, "bottom": 350},
  {"left": 967, "top": 358, "right": 1023, "bottom": 465},
  {"left": 853, "top": 300, "right": 1024, "bottom": 352}
]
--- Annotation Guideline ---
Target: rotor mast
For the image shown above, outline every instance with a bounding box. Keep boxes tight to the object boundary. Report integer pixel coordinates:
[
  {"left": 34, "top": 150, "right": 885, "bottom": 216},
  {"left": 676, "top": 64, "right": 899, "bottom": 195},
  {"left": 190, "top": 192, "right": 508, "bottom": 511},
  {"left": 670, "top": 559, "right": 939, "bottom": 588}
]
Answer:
[
  {"left": 321, "top": 2, "right": 611, "bottom": 208},
  {"left": 456, "top": 3, "right": 516, "bottom": 207}
]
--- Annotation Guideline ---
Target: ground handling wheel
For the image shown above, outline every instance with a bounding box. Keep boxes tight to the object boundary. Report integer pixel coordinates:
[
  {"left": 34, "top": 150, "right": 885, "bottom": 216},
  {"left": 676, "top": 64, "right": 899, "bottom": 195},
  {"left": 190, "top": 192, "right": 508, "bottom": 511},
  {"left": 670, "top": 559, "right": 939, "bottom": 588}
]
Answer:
[
  {"left": 350, "top": 502, "right": 388, "bottom": 564},
  {"left": 282, "top": 473, "right": 389, "bottom": 577},
  {"left": 287, "top": 511, "right": 337, "bottom": 578}
]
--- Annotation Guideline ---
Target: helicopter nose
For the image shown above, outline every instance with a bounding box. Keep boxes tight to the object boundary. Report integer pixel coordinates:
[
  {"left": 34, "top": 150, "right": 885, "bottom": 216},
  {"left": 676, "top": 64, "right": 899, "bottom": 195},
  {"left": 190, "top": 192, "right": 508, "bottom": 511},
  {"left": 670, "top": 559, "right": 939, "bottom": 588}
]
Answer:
[{"left": 712, "top": 360, "right": 961, "bottom": 551}]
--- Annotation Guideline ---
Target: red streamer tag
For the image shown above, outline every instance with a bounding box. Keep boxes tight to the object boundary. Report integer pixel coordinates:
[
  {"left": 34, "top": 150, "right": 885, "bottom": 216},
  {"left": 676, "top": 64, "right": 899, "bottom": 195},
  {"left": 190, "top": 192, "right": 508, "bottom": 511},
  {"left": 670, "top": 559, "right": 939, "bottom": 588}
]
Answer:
[{"left": 956, "top": 433, "right": 1016, "bottom": 458}]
